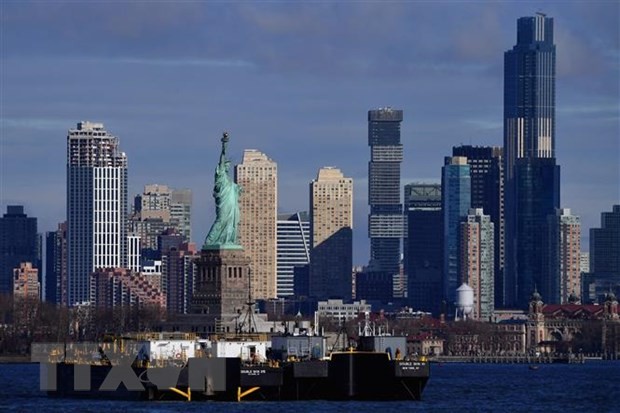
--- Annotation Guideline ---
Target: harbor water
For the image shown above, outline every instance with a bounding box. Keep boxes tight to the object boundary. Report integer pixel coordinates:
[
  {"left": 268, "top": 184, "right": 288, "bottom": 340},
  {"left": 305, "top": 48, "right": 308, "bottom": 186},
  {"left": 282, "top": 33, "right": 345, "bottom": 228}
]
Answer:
[{"left": 0, "top": 361, "right": 617, "bottom": 412}]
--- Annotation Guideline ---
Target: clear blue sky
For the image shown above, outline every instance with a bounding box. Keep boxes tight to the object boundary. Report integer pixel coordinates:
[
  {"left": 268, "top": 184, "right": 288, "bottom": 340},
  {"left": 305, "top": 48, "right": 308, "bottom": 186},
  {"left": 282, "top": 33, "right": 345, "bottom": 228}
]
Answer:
[{"left": 1, "top": 1, "right": 618, "bottom": 265}]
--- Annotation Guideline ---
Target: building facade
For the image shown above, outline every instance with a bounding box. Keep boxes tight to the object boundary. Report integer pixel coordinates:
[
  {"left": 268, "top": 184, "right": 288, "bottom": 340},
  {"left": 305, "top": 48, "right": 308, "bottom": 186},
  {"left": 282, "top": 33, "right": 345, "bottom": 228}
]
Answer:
[
  {"left": 504, "top": 14, "right": 560, "bottom": 309},
  {"left": 548, "top": 208, "right": 581, "bottom": 304},
  {"left": 276, "top": 212, "right": 310, "bottom": 298},
  {"left": 161, "top": 242, "right": 198, "bottom": 315},
  {"left": 442, "top": 157, "right": 471, "bottom": 309},
  {"left": 583, "top": 205, "right": 620, "bottom": 303},
  {"left": 460, "top": 208, "right": 495, "bottom": 320},
  {"left": 512, "top": 157, "right": 560, "bottom": 308},
  {"left": 453, "top": 145, "right": 504, "bottom": 307},
  {"left": 0, "top": 206, "right": 39, "bottom": 295},
  {"left": 45, "top": 221, "right": 67, "bottom": 305},
  {"left": 235, "top": 149, "right": 278, "bottom": 300},
  {"left": 368, "top": 108, "right": 404, "bottom": 275},
  {"left": 13, "top": 262, "right": 40, "bottom": 301},
  {"left": 67, "top": 121, "right": 127, "bottom": 306},
  {"left": 90, "top": 267, "right": 165, "bottom": 309},
  {"left": 309, "top": 167, "right": 353, "bottom": 301},
  {"left": 404, "top": 183, "right": 442, "bottom": 315}
]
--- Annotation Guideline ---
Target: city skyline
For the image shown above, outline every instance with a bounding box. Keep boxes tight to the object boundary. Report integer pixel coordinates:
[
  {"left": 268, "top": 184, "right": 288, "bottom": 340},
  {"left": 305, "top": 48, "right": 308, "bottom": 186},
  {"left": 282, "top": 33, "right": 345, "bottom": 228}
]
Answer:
[{"left": 1, "top": 2, "right": 618, "bottom": 266}]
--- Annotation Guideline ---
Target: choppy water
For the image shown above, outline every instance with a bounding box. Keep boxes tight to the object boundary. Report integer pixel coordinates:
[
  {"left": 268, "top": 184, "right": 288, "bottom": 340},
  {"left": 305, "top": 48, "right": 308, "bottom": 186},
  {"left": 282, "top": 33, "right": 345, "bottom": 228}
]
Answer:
[{"left": 0, "top": 362, "right": 617, "bottom": 412}]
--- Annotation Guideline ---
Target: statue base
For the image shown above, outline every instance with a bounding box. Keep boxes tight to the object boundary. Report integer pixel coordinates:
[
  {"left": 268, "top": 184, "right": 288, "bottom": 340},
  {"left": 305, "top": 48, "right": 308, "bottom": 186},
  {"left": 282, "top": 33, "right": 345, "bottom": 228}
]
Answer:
[{"left": 191, "top": 248, "right": 251, "bottom": 319}]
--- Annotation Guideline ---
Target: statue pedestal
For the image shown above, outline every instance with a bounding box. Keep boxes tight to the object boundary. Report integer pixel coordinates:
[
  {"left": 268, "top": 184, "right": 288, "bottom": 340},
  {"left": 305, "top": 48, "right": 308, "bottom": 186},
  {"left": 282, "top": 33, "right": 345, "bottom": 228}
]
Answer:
[{"left": 191, "top": 248, "right": 251, "bottom": 321}]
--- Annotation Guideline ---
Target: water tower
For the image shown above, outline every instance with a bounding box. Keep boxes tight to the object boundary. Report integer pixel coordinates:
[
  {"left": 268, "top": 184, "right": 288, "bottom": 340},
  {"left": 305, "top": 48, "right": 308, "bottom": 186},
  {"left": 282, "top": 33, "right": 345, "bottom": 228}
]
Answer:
[{"left": 455, "top": 283, "right": 474, "bottom": 320}]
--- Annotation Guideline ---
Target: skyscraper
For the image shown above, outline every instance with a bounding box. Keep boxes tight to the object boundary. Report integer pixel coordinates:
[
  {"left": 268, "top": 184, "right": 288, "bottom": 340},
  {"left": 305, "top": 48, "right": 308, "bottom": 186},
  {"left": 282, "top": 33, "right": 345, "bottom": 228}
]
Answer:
[
  {"left": 368, "top": 108, "right": 404, "bottom": 275},
  {"left": 442, "top": 156, "right": 471, "bottom": 309},
  {"left": 0, "top": 205, "right": 38, "bottom": 295},
  {"left": 45, "top": 221, "right": 67, "bottom": 304},
  {"left": 236, "top": 149, "right": 278, "bottom": 300},
  {"left": 583, "top": 205, "right": 620, "bottom": 302},
  {"left": 276, "top": 212, "right": 310, "bottom": 298},
  {"left": 404, "top": 183, "right": 442, "bottom": 315},
  {"left": 548, "top": 208, "right": 581, "bottom": 304},
  {"left": 67, "top": 121, "right": 127, "bottom": 306},
  {"left": 460, "top": 208, "right": 494, "bottom": 320},
  {"left": 504, "top": 14, "right": 560, "bottom": 308},
  {"left": 504, "top": 13, "right": 556, "bottom": 179},
  {"left": 452, "top": 145, "right": 504, "bottom": 306},
  {"left": 309, "top": 167, "right": 353, "bottom": 301}
]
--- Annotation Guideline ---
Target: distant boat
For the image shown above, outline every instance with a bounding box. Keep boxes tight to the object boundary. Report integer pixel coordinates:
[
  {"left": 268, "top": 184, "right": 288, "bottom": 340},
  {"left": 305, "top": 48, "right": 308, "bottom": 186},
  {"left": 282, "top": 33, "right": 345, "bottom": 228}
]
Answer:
[{"left": 528, "top": 365, "right": 539, "bottom": 371}]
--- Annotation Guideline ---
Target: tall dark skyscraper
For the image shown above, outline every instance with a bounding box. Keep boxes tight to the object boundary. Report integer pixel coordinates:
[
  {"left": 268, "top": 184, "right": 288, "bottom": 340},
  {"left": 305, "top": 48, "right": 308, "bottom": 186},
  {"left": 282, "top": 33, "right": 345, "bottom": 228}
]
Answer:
[
  {"left": 452, "top": 146, "right": 504, "bottom": 307},
  {"left": 0, "top": 206, "right": 39, "bottom": 295},
  {"left": 404, "top": 183, "right": 442, "bottom": 315},
  {"left": 504, "top": 14, "right": 560, "bottom": 308},
  {"left": 45, "top": 222, "right": 67, "bottom": 305},
  {"left": 583, "top": 205, "right": 620, "bottom": 303},
  {"left": 368, "top": 108, "right": 403, "bottom": 276},
  {"left": 67, "top": 121, "right": 128, "bottom": 306}
]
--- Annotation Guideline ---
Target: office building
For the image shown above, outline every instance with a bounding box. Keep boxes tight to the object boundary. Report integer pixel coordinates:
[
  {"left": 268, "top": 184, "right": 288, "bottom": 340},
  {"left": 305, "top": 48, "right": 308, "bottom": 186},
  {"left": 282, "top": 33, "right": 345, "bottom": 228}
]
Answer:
[
  {"left": 235, "top": 149, "right": 278, "bottom": 300},
  {"left": 67, "top": 121, "right": 127, "bottom": 306},
  {"left": 45, "top": 221, "right": 67, "bottom": 305},
  {"left": 504, "top": 14, "right": 560, "bottom": 308},
  {"left": 131, "top": 184, "right": 192, "bottom": 257},
  {"left": 404, "top": 183, "right": 442, "bottom": 315},
  {"left": 90, "top": 267, "right": 165, "bottom": 309},
  {"left": 512, "top": 157, "right": 560, "bottom": 308},
  {"left": 460, "top": 208, "right": 494, "bottom": 320},
  {"left": 309, "top": 167, "right": 353, "bottom": 301},
  {"left": 583, "top": 205, "right": 620, "bottom": 303},
  {"left": 452, "top": 145, "right": 504, "bottom": 306},
  {"left": 548, "top": 209, "right": 581, "bottom": 304},
  {"left": 442, "top": 157, "right": 471, "bottom": 309},
  {"left": 276, "top": 212, "right": 310, "bottom": 298},
  {"left": 0, "top": 206, "right": 39, "bottom": 295},
  {"left": 368, "top": 108, "right": 404, "bottom": 275}
]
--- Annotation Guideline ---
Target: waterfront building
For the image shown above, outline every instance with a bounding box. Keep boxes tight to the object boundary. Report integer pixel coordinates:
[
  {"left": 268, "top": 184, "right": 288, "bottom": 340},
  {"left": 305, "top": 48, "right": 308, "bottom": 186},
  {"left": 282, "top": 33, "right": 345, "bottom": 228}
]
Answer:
[
  {"left": 276, "top": 212, "right": 310, "bottom": 298},
  {"left": 45, "top": 222, "right": 67, "bottom": 305},
  {"left": 368, "top": 108, "right": 404, "bottom": 275},
  {"left": 0, "top": 206, "right": 39, "bottom": 295},
  {"left": 236, "top": 149, "right": 278, "bottom": 300},
  {"left": 452, "top": 145, "right": 504, "bottom": 307},
  {"left": 460, "top": 208, "right": 495, "bottom": 320},
  {"left": 67, "top": 121, "right": 127, "bottom": 306},
  {"left": 442, "top": 157, "right": 471, "bottom": 309},
  {"left": 548, "top": 209, "right": 581, "bottom": 304},
  {"left": 504, "top": 14, "right": 560, "bottom": 309},
  {"left": 309, "top": 167, "right": 353, "bottom": 301},
  {"left": 404, "top": 183, "right": 442, "bottom": 315}
]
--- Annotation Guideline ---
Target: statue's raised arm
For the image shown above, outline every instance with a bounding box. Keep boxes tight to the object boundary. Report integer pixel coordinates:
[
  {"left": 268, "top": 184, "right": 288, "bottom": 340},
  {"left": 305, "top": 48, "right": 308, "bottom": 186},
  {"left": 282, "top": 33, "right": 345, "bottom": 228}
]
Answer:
[{"left": 203, "top": 132, "right": 242, "bottom": 250}]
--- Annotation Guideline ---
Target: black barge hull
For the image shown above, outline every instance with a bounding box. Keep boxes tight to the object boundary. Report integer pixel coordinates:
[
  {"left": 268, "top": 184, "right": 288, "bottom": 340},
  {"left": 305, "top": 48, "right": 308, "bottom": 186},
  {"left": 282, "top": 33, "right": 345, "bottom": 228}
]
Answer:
[{"left": 45, "top": 352, "right": 430, "bottom": 401}]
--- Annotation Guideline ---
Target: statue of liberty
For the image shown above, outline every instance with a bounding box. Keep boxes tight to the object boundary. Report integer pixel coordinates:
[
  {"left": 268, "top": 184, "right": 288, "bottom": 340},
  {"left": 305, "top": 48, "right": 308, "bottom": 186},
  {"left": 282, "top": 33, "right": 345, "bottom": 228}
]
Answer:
[{"left": 203, "top": 132, "right": 242, "bottom": 249}]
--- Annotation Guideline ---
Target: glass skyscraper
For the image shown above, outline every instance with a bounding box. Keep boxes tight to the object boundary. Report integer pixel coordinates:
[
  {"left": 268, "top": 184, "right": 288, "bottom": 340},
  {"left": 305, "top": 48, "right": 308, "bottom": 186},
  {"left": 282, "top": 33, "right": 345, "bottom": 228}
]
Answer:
[
  {"left": 67, "top": 121, "right": 127, "bottom": 306},
  {"left": 368, "top": 108, "right": 403, "bottom": 276},
  {"left": 504, "top": 14, "right": 560, "bottom": 308},
  {"left": 404, "top": 183, "right": 442, "bottom": 315},
  {"left": 442, "top": 157, "right": 471, "bottom": 308},
  {"left": 276, "top": 212, "right": 310, "bottom": 298}
]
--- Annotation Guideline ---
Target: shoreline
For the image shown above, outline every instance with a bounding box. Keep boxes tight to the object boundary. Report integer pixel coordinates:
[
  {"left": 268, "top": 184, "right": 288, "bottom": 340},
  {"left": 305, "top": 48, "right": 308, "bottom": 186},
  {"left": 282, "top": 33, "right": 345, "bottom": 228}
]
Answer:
[{"left": 0, "top": 355, "right": 33, "bottom": 364}]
